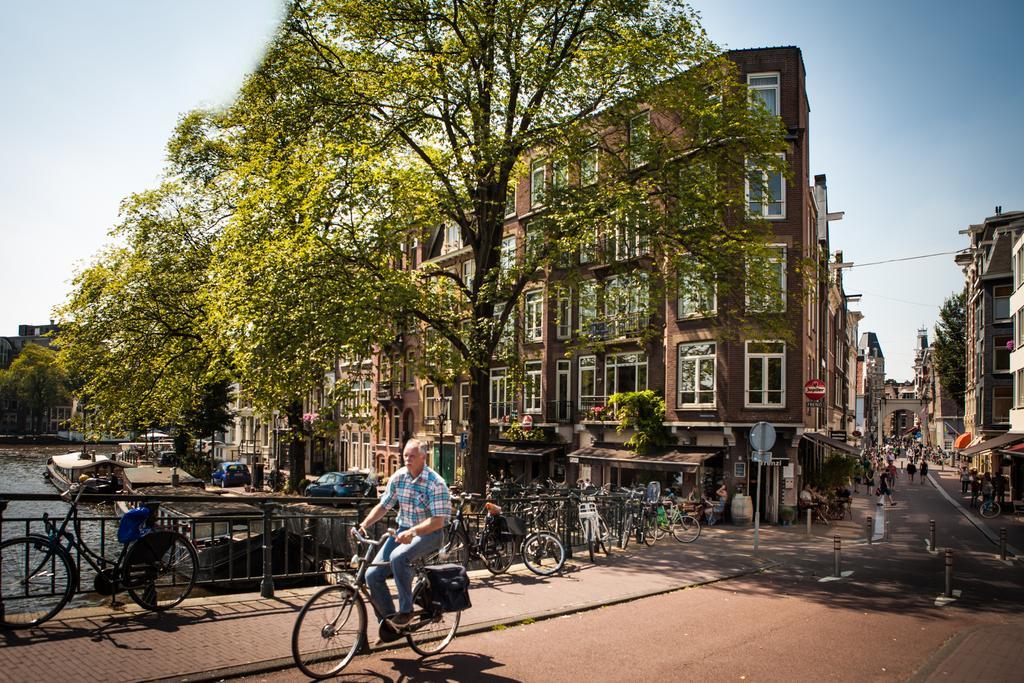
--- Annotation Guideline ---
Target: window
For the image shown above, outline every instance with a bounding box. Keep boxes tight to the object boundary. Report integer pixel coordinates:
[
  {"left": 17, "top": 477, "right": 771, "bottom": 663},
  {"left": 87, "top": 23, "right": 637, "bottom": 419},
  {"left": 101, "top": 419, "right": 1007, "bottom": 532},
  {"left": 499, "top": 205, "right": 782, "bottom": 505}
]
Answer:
[
  {"left": 505, "top": 185, "right": 517, "bottom": 217},
  {"left": 424, "top": 384, "right": 437, "bottom": 425},
  {"left": 748, "top": 73, "right": 780, "bottom": 115},
  {"left": 994, "top": 284, "right": 1012, "bottom": 320},
  {"left": 444, "top": 223, "right": 461, "bottom": 253},
  {"left": 578, "top": 280, "right": 598, "bottom": 333},
  {"left": 1016, "top": 370, "right": 1024, "bottom": 409},
  {"left": 556, "top": 289, "right": 573, "bottom": 339},
  {"left": 462, "top": 259, "right": 475, "bottom": 291},
  {"left": 524, "top": 289, "right": 544, "bottom": 342},
  {"left": 606, "top": 352, "right": 648, "bottom": 397},
  {"left": 604, "top": 273, "right": 649, "bottom": 337},
  {"left": 524, "top": 361, "right": 542, "bottom": 414},
  {"left": 363, "top": 432, "right": 371, "bottom": 471},
  {"left": 677, "top": 258, "right": 716, "bottom": 318},
  {"left": 746, "top": 341, "right": 785, "bottom": 407},
  {"left": 1016, "top": 250, "right": 1024, "bottom": 290},
  {"left": 1016, "top": 308, "right": 1024, "bottom": 347},
  {"left": 678, "top": 343, "right": 716, "bottom": 407},
  {"left": 628, "top": 111, "right": 651, "bottom": 170},
  {"left": 747, "top": 154, "right": 785, "bottom": 218},
  {"left": 746, "top": 245, "right": 786, "bottom": 312},
  {"left": 490, "top": 368, "right": 509, "bottom": 420},
  {"left": 392, "top": 408, "right": 400, "bottom": 444},
  {"left": 459, "top": 382, "right": 469, "bottom": 424},
  {"left": 403, "top": 350, "right": 415, "bottom": 388},
  {"left": 993, "top": 385, "right": 1011, "bottom": 424},
  {"left": 611, "top": 211, "right": 648, "bottom": 260},
  {"left": 501, "top": 235, "right": 517, "bottom": 272},
  {"left": 555, "top": 360, "right": 571, "bottom": 419},
  {"left": 579, "top": 226, "right": 599, "bottom": 264},
  {"left": 530, "top": 158, "right": 546, "bottom": 208},
  {"left": 581, "top": 142, "right": 598, "bottom": 185},
  {"left": 579, "top": 356, "right": 598, "bottom": 409},
  {"left": 994, "top": 335, "right": 1012, "bottom": 373},
  {"left": 493, "top": 303, "right": 513, "bottom": 352}
]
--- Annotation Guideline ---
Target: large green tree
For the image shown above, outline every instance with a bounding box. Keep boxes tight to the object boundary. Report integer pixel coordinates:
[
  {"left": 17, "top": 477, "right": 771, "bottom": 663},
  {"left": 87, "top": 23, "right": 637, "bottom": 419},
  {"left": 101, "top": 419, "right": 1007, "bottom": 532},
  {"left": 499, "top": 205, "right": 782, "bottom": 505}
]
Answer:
[
  {"left": 0, "top": 344, "right": 69, "bottom": 434},
  {"left": 933, "top": 291, "right": 966, "bottom": 406},
  {"left": 177, "top": 0, "right": 790, "bottom": 493}
]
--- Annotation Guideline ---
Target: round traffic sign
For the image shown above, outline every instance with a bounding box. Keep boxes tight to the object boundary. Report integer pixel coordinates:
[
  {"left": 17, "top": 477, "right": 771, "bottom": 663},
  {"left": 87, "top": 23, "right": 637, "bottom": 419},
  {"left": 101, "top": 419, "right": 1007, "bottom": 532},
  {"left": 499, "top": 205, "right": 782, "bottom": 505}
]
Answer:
[
  {"left": 804, "top": 379, "right": 826, "bottom": 401},
  {"left": 521, "top": 414, "right": 534, "bottom": 431},
  {"left": 750, "top": 421, "right": 776, "bottom": 451}
]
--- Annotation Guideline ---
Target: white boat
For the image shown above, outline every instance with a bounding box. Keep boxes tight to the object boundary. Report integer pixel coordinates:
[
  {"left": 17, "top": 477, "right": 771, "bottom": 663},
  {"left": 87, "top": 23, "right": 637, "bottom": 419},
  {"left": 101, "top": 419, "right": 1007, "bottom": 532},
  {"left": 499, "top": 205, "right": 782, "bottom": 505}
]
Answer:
[{"left": 45, "top": 451, "right": 130, "bottom": 494}]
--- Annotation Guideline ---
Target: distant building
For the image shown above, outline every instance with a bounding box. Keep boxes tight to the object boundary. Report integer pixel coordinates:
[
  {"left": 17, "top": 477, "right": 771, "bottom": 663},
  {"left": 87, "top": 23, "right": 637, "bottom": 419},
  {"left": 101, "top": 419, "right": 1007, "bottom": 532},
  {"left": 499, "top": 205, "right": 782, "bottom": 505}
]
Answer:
[
  {"left": 0, "top": 322, "right": 70, "bottom": 434},
  {"left": 858, "top": 331, "right": 885, "bottom": 446}
]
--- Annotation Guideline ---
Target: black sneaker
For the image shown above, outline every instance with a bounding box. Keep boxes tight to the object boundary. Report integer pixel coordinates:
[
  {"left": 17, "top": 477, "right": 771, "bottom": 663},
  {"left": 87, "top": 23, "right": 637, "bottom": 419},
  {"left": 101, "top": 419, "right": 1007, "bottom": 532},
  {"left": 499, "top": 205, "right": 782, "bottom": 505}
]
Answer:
[{"left": 387, "top": 612, "right": 415, "bottom": 631}]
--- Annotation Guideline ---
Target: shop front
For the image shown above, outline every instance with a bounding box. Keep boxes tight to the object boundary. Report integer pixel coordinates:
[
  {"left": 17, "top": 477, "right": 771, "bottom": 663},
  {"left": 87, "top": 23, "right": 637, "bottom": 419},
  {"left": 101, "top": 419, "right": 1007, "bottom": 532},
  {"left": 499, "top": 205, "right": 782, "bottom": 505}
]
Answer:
[
  {"left": 487, "top": 442, "right": 564, "bottom": 482},
  {"left": 959, "top": 432, "right": 1024, "bottom": 475},
  {"left": 566, "top": 443, "right": 723, "bottom": 496}
]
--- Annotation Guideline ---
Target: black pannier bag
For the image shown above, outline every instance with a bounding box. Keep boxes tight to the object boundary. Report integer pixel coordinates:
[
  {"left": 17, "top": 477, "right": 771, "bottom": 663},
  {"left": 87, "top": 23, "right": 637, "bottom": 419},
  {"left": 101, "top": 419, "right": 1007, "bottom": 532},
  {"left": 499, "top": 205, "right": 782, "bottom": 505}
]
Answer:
[
  {"left": 501, "top": 515, "right": 528, "bottom": 540},
  {"left": 423, "top": 563, "right": 472, "bottom": 612}
]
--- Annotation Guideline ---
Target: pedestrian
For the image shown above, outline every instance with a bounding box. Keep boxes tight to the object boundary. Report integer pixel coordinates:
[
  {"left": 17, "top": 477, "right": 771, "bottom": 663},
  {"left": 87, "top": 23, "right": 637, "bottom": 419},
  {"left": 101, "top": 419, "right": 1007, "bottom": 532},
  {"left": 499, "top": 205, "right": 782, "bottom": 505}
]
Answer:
[
  {"left": 853, "top": 462, "right": 863, "bottom": 494},
  {"left": 981, "top": 473, "right": 994, "bottom": 508},
  {"left": 906, "top": 460, "right": 917, "bottom": 483},
  {"left": 970, "top": 474, "right": 981, "bottom": 508},
  {"left": 887, "top": 461, "right": 899, "bottom": 493},
  {"left": 960, "top": 466, "right": 971, "bottom": 495},
  {"left": 879, "top": 469, "right": 895, "bottom": 506},
  {"left": 994, "top": 471, "right": 1007, "bottom": 505},
  {"left": 919, "top": 459, "right": 928, "bottom": 484}
]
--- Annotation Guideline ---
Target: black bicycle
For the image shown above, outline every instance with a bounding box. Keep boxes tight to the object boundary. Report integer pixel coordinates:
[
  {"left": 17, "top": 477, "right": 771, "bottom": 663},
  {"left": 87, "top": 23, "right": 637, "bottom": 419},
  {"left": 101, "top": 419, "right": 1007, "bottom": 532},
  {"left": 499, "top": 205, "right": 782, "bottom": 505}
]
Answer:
[
  {"left": 0, "top": 480, "right": 198, "bottom": 629},
  {"left": 440, "top": 495, "right": 565, "bottom": 577}
]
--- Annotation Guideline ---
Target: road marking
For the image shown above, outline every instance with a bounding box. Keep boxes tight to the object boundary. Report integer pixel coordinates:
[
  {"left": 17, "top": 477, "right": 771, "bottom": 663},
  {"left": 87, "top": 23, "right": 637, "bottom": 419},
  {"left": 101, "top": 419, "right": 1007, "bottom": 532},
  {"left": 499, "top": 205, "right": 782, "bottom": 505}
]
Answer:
[
  {"left": 923, "top": 538, "right": 938, "bottom": 554},
  {"left": 817, "top": 571, "right": 854, "bottom": 583},
  {"left": 933, "top": 589, "right": 961, "bottom": 607}
]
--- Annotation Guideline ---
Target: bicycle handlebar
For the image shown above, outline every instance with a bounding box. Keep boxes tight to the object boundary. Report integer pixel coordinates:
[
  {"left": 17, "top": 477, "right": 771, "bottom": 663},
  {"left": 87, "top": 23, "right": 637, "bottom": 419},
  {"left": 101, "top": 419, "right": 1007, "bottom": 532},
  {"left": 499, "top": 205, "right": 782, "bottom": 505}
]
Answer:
[{"left": 351, "top": 526, "right": 396, "bottom": 547}]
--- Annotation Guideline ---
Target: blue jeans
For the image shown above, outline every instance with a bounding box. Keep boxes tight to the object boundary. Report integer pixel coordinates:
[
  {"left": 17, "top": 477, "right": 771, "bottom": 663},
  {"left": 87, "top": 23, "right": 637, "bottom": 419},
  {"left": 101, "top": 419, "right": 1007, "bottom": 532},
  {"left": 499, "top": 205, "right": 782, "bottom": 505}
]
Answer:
[{"left": 365, "top": 528, "right": 442, "bottom": 617}]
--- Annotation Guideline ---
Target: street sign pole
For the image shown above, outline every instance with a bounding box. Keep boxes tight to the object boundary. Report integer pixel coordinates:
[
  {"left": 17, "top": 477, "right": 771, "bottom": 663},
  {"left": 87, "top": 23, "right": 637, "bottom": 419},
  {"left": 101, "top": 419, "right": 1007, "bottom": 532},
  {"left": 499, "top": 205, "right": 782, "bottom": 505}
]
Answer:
[
  {"left": 748, "top": 422, "right": 776, "bottom": 556},
  {"left": 753, "top": 450, "right": 767, "bottom": 554}
]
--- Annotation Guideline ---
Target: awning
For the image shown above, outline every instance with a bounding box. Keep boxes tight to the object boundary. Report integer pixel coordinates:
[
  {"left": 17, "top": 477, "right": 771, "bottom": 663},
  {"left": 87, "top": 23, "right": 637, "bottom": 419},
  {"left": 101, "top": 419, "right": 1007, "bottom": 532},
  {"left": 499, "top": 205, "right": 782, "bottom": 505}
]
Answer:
[
  {"left": 567, "top": 445, "right": 721, "bottom": 472},
  {"left": 961, "top": 431, "right": 1024, "bottom": 456},
  {"left": 489, "top": 444, "right": 561, "bottom": 459},
  {"left": 801, "top": 432, "right": 860, "bottom": 457},
  {"left": 953, "top": 432, "right": 973, "bottom": 449}
]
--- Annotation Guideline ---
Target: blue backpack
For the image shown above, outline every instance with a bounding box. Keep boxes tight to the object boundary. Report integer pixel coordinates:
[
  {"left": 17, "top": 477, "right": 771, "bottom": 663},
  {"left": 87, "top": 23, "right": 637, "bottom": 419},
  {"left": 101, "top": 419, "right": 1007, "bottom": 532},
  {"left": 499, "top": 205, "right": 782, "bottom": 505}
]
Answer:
[{"left": 118, "top": 507, "right": 152, "bottom": 544}]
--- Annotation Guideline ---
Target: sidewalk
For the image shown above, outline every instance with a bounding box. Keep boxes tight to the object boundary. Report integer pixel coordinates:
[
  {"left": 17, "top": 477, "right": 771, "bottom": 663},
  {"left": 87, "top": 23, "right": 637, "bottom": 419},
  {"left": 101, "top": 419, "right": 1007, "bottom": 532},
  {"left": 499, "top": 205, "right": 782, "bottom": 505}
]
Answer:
[
  {"left": 0, "top": 530, "right": 785, "bottom": 683},
  {"left": 929, "top": 468, "right": 1024, "bottom": 554}
]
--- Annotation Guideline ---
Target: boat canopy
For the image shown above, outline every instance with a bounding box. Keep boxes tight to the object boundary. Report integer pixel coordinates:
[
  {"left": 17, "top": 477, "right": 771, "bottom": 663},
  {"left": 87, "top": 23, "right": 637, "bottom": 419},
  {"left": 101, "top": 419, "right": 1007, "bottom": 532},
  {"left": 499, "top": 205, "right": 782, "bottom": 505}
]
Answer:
[{"left": 51, "top": 452, "right": 129, "bottom": 470}]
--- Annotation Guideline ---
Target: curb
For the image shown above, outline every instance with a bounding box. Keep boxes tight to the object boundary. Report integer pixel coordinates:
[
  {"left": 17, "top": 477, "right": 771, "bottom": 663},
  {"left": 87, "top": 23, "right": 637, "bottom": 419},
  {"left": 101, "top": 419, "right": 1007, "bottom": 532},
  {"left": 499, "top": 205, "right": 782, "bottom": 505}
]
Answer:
[
  {"left": 927, "top": 472, "right": 1021, "bottom": 559},
  {"left": 141, "top": 559, "right": 778, "bottom": 683}
]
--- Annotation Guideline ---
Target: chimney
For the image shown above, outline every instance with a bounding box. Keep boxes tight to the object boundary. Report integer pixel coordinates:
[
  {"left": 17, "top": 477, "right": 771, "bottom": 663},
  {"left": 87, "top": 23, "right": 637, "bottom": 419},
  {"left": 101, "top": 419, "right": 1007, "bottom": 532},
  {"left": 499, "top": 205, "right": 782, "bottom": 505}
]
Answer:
[{"left": 995, "top": 206, "right": 1002, "bottom": 216}]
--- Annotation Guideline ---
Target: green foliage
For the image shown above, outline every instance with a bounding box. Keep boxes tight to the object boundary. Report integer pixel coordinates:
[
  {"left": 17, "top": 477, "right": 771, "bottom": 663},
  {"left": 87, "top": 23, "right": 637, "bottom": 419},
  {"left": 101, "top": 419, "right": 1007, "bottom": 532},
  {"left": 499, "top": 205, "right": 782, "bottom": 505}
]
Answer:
[
  {"left": 933, "top": 291, "right": 966, "bottom": 405},
  {"left": 818, "top": 453, "right": 856, "bottom": 490},
  {"left": 778, "top": 505, "right": 796, "bottom": 523},
  {"left": 501, "top": 420, "right": 547, "bottom": 442},
  {"left": 0, "top": 344, "right": 69, "bottom": 433},
  {"left": 607, "top": 390, "right": 673, "bottom": 454}
]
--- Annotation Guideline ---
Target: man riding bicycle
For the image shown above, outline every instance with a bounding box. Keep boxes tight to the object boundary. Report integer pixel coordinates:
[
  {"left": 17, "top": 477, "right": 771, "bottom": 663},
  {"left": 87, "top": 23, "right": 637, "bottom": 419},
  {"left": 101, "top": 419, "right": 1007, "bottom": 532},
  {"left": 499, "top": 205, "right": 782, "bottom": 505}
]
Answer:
[{"left": 354, "top": 439, "right": 451, "bottom": 631}]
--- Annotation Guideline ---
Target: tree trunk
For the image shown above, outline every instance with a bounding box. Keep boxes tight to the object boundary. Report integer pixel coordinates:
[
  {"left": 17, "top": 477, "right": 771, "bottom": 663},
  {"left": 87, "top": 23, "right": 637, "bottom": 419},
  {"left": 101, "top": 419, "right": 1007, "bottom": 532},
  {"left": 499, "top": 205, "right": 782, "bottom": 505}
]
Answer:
[
  {"left": 464, "top": 366, "right": 491, "bottom": 494},
  {"left": 285, "top": 400, "right": 306, "bottom": 489}
]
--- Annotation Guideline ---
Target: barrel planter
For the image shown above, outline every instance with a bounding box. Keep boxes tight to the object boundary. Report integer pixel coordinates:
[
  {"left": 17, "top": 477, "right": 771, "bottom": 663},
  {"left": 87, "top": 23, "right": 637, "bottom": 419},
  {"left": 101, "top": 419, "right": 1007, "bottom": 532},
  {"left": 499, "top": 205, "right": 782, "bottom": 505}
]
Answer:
[{"left": 731, "top": 494, "right": 753, "bottom": 525}]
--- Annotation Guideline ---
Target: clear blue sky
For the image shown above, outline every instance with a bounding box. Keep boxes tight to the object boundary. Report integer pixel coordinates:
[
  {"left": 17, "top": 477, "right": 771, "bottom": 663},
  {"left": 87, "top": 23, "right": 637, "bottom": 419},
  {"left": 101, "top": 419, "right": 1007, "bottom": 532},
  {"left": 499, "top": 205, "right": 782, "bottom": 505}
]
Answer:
[{"left": 2, "top": 1, "right": 1022, "bottom": 380}]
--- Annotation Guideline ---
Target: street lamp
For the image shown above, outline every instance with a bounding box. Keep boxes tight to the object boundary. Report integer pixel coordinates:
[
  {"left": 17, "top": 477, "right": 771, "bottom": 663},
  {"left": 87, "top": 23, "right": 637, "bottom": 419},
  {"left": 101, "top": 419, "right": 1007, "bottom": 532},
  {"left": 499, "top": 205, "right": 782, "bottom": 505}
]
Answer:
[
  {"left": 271, "top": 410, "right": 280, "bottom": 473},
  {"left": 435, "top": 389, "right": 453, "bottom": 481}
]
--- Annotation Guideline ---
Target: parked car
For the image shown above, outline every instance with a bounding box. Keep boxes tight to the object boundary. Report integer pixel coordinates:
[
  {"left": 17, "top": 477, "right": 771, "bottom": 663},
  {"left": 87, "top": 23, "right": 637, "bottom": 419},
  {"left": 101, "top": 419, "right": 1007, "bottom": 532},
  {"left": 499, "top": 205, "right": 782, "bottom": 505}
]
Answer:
[
  {"left": 305, "top": 471, "right": 375, "bottom": 498},
  {"left": 211, "top": 462, "right": 252, "bottom": 488}
]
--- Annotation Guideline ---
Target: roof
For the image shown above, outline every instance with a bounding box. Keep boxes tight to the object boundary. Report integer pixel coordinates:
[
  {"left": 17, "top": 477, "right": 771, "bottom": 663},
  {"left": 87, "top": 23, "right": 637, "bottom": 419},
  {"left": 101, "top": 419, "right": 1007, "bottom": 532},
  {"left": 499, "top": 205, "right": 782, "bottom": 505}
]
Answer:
[
  {"left": 51, "top": 451, "right": 129, "bottom": 470},
  {"left": 568, "top": 444, "right": 722, "bottom": 471},
  {"left": 489, "top": 443, "right": 562, "bottom": 459},
  {"left": 801, "top": 432, "right": 860, "bottom": 457},
  {"left": 960, "top": 431, "right": 1024, "bottom": 456}
]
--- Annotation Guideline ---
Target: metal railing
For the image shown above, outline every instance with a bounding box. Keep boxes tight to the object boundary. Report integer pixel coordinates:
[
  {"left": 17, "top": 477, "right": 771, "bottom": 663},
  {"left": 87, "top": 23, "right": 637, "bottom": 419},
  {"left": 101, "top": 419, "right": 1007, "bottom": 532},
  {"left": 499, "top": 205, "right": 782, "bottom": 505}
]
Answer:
[{"left": 543, "top": 400, "right": 574, "bottom": 424}]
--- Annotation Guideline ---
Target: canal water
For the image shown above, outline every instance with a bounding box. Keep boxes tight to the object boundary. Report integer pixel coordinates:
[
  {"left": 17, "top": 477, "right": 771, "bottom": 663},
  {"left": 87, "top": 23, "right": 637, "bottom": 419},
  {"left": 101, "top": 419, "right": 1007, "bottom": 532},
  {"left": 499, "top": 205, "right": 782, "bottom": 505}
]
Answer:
[{"left": 1, "top": 444, "right": 126, "bottom": 610}]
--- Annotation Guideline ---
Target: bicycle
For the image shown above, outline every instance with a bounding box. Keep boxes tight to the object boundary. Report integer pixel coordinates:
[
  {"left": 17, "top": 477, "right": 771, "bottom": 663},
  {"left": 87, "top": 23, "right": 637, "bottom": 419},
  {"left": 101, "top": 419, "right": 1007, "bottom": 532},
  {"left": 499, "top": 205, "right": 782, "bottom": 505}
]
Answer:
[
  {"left": 0, "top": 479, "right": 198, "bottom": 629},
  {"left": 440, "top": 495, "right": 565, "bottom": 577},
  {"left": 291, "top": 527, "right": 462, "bottom": 678},
  {"left": 979, "top": 498, "right": 1001, "bottom": 518},
  {"left": 658, "top": 500, "right": 702, "bottom": 543},
  {"left": 575, "top": 494, "right": 612, "bottom": 562}
]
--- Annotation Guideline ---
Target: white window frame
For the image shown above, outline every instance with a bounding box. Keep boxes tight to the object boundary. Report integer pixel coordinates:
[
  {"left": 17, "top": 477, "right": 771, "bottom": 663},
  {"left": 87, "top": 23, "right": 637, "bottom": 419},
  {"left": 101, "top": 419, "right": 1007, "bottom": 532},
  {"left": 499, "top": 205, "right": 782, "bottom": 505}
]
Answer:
[
  {"left": 530, "top": 158, "right": 547, "bottom": 209},
  {"left": 578, "top": 280, "right": 598, "bottom": 333},
  {"left": 579, "top": 356, "right": 598, "bottom": 409},
  {"left": 552, "top": 158, "right": 568, "bottom": 190},
  {"left": 581, "top": 141, "right": 599, "bottom": 186},
  {"left": 605, "top": 352, "right": 648, "bottom": 397},
  {"left": 994, "top": 284, "right": 1012, "bottom": 320},
  {"left": 505, "top": 184, "right": 517, "bottom": 218},
  {"left": 993, "top": 385, "right": 1012, "bottom": 424},
  {"left": 490, "top": 368, "right": 508, "bottom": 420},
  {"left": 745, "top": 341, "right": 786, "bottom": 408},
  {"left": 746, "top": 153, "right": 786, "bottom": 219},
  {"left": 747, "top": 72, "right": 780, "bottom": 116},
  {"left": 746, "top": 244, "right": 787, "bottom": 313},
  {"left": 444, "top": 223, "right": 461, "bottom": 253},
  {"left": 524, "top": 289, "right": 544, "bottom": 342},
  {"left": 501, "top": 235, "right": 517, "bottom": 272},
  {"left": 462, "top": 259, "right": 475, "bottom": 291},
  {"left": 994, "top": 335, "right": 1012, "bottom": 373},
  {"left": 424, "top": 383, "right": 437, "bottom": 424},
  {"left": 556, "top": 288, "right": 573, "bottom": 339},
  {"left": 524, "top": 360, "right": 542, "bottom": 414},
  {"left": 677, "top": 260, "right": 717, "bottom": 319},
  {"left": 678, "top": 342, "right": 716, "bottom": 407}
]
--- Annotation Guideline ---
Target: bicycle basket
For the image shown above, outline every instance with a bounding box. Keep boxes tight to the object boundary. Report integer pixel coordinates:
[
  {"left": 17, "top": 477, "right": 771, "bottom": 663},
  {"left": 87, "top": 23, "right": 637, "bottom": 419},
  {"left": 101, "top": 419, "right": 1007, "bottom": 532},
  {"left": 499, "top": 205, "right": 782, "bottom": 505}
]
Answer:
[
  {"left": 504, "top": 515, "right": 528, "bottom": 537},
  {"left": 423, "top": 563, "right": 472, "bottom": 613},
  {"left": 117, "top": 507, "right": 152, "bottom": 544}
]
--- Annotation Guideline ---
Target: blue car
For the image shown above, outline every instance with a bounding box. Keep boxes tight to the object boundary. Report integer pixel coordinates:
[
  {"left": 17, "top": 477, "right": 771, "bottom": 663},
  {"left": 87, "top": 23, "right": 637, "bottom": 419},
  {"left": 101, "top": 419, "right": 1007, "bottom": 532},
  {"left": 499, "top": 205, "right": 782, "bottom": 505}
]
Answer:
[
  {"left": 305, "top": 471, "right": 375, "bottom": 498},
  {"left": 212, "top": 462, "right": 252, "bottom": 488}
]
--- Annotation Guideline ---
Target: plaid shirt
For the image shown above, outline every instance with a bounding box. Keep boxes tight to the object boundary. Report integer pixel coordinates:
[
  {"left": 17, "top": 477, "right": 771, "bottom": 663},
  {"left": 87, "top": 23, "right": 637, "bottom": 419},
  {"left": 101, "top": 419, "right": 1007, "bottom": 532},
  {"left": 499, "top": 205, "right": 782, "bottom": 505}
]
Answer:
[{"left": 379, "top": 465, "right": 451, "bottom": 528}]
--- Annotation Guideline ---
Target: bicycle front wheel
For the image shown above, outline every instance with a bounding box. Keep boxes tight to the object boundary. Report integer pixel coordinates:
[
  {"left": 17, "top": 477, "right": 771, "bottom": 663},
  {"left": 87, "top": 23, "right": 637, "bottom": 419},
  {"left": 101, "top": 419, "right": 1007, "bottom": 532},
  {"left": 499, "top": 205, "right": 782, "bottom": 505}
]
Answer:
[
  {"left": 980, "top": 502, "right": 1001, "bottom": 518},
  {"left": 406, "top": 577, "right": 460, "bottom": 656},
  {"left": 0, "top": 535, "right": 75, "bottom": 629},
  {"left": 124, "top": 531, "right": 198, "bottom": 611},
  {"left": 522, "top": 532, "right": 565, "bottom": 576},
  {"left": 670, "top": 515, "right": 702, "bottom": 543},
  {"left": 292, "top": 583, "right": 366, "bottom": 679},
  {"left": 620, "top": 514, "right": 633, "bottom": 550}
]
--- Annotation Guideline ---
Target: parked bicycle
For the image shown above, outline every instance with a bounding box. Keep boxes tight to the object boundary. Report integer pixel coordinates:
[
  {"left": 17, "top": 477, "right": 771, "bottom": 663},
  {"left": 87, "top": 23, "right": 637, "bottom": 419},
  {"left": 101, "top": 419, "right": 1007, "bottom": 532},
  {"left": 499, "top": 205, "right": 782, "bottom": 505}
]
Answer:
[
  {"left": 575, "top": 493, "right": 613, "bottom": 562},
  {"left": 291, "top": 527, "right": 462, "bottom": 678},
  {"left": 979, "top": 499, "right": 1001, "bottom": 518},
  {"left": 0, "top": 479, "right": 198, "bottom": 629},
  {"left": 440, "top": 495, "right": 565, "bottom": 577}
]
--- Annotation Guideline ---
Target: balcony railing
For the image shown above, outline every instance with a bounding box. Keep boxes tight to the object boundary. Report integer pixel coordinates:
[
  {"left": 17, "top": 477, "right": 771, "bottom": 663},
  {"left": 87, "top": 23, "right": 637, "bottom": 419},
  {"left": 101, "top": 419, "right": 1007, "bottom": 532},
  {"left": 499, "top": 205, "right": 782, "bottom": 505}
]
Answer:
[
  {"left": 582, "top": 313, "right": 652, "bottom": 341},
  {"left": 544, "top": 400, "right": 574, "bottom": 424},
  {"left": 578, "top": 396, "right": 614, "bottom": 421},
  {"left": 490, "top": 402, "right": 514, "bottom": 421},
  {"left": 375, "top": 381, "right": 402, "bottom": 401}
]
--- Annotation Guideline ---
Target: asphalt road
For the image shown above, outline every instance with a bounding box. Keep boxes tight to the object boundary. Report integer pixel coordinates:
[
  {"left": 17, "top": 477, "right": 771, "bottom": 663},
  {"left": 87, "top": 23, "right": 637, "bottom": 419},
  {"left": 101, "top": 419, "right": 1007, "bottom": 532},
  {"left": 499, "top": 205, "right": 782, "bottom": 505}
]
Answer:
[{"left": 236, "top": 470, "right": 1024, "bottom": 682}]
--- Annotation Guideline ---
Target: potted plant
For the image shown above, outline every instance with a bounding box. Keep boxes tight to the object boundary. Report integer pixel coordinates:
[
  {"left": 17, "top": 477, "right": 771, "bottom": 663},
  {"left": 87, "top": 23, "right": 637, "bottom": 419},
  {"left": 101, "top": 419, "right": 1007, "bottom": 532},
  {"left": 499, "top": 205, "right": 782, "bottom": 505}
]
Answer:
[{"left": 778, "top": 505, "right": 797, "bottom": 526}]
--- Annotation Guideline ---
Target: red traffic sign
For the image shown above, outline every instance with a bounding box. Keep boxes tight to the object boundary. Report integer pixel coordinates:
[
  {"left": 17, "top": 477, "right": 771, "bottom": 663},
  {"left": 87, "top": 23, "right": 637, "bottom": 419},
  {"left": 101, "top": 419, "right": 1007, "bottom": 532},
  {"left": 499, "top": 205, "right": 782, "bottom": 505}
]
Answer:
[
  {"left": 521, "top": 414, "right": 534, "bottom": 431},
  {"left": 804, "top": 379, "right": 826, "bottom": 401}
]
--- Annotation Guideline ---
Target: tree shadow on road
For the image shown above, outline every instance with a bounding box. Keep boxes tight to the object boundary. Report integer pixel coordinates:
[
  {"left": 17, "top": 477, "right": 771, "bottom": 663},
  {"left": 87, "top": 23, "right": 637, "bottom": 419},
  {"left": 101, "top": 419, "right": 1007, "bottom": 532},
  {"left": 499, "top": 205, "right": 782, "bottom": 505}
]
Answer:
[{"left": 378, "top": 651, "right": 518, "bottom": 682}]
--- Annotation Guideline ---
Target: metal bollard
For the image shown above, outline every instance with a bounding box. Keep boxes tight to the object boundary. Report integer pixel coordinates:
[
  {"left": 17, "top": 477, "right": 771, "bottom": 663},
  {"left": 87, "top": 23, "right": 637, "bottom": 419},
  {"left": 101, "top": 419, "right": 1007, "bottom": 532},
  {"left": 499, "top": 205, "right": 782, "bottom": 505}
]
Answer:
[
  {"left": 885, "top": 518, "right": 891, "bottom": 541},
  {"left": 260, "top": 502, "right": 276, "bottom": 599},
  {"left": 944, "top": 549, "right": 953, "bottom": 598},
  {"left": 1000, "top": 528, "right": 1008, "bottom": 561},
  {"left": 806, "top": 508, "right": 812, "bottom": 536},
  {"left": 929, "top": 519, "right": 936, "bottom": 552},
  {"left": 833, "top": 536, "right": 842, "bottom": 577},
  {"left": 866, "top": 515, "right": 873, "bottom": 545}
]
